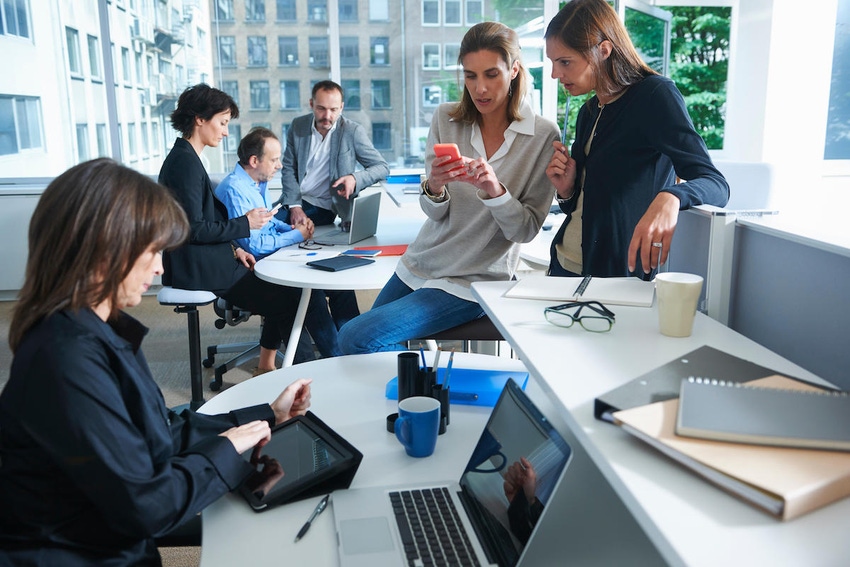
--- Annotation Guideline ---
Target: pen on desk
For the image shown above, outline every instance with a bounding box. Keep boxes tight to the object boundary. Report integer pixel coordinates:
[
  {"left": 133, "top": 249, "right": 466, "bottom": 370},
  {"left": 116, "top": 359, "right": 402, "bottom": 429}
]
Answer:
[
  {"left": 451, "top": 392, "right": 478, "bottom": 402},
  {"left": 573, "top": 275, "right": 592, "bottom": 297},
  {"left": 294, "top": 494, "right": 330, "bottom": 543},
  {"left": 443, "top": 349, "right": 455, "bottom": 390}
]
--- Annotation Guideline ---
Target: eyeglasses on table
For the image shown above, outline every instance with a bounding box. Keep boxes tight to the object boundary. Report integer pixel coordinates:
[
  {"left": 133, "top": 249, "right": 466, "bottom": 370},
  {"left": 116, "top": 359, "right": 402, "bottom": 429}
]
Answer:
[{"left": 544, "top": 300, "right": 616, "bottom": 333}]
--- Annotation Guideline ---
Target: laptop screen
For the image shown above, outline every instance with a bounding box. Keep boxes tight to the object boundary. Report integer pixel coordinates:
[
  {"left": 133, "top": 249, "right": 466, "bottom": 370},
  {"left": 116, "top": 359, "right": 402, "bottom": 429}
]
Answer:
[{"left": 458, "top": 379, "right": 572, "bottom": 567}]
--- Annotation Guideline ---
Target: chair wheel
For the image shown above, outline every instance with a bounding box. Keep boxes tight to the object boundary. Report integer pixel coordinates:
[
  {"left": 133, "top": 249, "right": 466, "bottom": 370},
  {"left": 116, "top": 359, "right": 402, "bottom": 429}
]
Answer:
[
  {"left": 214, "top": 320, "right": 226, "bottom": 330},
  {"left": 209, "top": 379, "right": 221, "bottom": 392},
  {"left": 202, "top": 358, "right": 213, "bottom": 368}
]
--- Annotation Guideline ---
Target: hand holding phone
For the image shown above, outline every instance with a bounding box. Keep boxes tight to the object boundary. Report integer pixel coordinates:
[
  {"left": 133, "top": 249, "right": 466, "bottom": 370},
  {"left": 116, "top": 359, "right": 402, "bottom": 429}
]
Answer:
[
  {"left": 269, "top": 203, "right": 282, "bottom": 215},
  {"left": 433, "top": 143, "right": 466, "bottom": 175}
]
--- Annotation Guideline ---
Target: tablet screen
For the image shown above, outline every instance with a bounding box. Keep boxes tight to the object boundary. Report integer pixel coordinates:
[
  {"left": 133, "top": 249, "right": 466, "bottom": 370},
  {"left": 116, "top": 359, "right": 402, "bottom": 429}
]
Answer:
[{"left": 241, "top": 419, "right": 346, "bottom": 506}]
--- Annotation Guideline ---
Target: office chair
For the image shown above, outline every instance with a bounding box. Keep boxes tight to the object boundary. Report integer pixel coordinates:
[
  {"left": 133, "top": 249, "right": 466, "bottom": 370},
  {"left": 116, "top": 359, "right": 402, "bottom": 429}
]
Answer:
[
  {"left": 203, "top": 299, "right": 283, "bottom": 391},
  {"left": 157, "top": 286, "right": 217, "bottom": 411}
]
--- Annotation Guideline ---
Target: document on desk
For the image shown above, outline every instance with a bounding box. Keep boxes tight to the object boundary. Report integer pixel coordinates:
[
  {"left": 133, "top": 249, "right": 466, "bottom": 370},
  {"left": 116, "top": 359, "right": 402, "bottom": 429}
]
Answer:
[
  {"left": 612, "top": 375, "right": 850, "bottom": 521},
  {"left": 504, "top": 275, "right": 655, "bottom": 307},
  {"left": 267, "top": 249, "right": 340, "bottom": 262}
]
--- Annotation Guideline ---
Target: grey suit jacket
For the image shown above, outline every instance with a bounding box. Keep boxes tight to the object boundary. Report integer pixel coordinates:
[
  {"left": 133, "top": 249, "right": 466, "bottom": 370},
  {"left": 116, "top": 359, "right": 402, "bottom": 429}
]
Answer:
[{"left": 279, "top": 114, "right": 389, "bottom": 207}]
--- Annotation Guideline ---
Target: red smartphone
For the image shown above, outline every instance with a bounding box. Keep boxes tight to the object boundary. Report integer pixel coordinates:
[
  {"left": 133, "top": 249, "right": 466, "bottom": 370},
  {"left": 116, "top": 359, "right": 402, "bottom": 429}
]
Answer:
[{"left": 433, "top": 143, "right": 464, "bottom": 170}]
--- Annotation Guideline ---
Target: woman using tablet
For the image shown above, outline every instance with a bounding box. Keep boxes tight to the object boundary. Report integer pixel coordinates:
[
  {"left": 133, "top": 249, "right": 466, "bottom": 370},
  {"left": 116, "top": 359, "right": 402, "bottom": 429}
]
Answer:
[
  {"left": 338, "top": 22, "right": 558, "bottom": 353},
  {"left": 0, "top": 159, "right": 312, "bottom": 564}
]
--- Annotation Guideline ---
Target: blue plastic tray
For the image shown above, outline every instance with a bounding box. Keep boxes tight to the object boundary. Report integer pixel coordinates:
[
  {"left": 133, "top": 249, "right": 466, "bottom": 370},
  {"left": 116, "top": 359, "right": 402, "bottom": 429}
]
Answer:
[{"left": 385, "top": 368, "right": 528, "bottom": 407}]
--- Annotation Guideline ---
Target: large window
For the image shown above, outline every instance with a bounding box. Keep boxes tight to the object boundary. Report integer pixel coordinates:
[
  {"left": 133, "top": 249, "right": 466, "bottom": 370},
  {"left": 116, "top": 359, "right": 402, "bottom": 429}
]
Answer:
[
  {"left": 278, "top": 36, "right": 298, "bottom": 66},
  {"left": 309, "top": 36, "right": 329, "bottom": 68},
  {"left": 339, "top": 0, "right": 358, "bottom": 22},
  {"left": 250, "top": 80, "right": 270, "bottom": 110},
  {"left": 370, "top": 37, "right": 389, "bottom": 65},
  {"left": 87, "top": 35, "right": 101, "bottom": 80},
  {"left": 308, "top": 0, "right": 327, "bottom": 22},
  {"left": 825, "top": 0, "right": 850, "bottom": 160},
  {"left": 246, "top": 0, "right": 266, "bottom": 22},
  {"left": 248, "top": 36, "right": 268, "bottom": 67},
  {"left": 0, "top": 96, "right": 43, "bottom": 156},
  {"left": 444, "top": 0, "right": 461, "bottom": 25},
  {"left": 279, "top": 80, "right": 299, "bottom": 110},
  {"left": 215, "top": 0, "right": 235, "bottom": 21},
  {"left": 276, "top": 0, "right": 296, "bottom": 21},
  {"left": 66, "top": 27, "right": 82, "bottom": 76},
  {"left": 340, "top": 37, "right": 359, "bottom": 67},
  {"left": 371, "top": 80, "right": 390, "bottom": 109},
  {"left": 372, "top": 122, "right": 391, "bottom": 150},
  {"left": 422, "top": 0, "right": 439, "bottom": 25},
  {"left": 341, "top": 79, "right": 360, "bottom": 110},
  {"left": 218, "top": 36, "right": 237, "bottom": 67},
  {"left": 1, "top": 0, "right": 30, "bottom": 38},
  {"left": 221, "top": 80, "right": 239, "bottom": 106}
]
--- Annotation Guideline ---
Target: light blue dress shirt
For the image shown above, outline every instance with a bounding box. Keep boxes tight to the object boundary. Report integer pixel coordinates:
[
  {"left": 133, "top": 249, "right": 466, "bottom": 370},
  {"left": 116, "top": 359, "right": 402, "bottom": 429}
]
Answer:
[{"left": 214, "top": 163, "right": 305, "bottom": 258}]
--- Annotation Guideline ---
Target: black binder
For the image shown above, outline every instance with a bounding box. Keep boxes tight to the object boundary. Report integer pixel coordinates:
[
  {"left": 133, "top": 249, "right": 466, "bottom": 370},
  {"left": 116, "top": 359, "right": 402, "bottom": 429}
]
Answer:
[{"left": 593, "top": 345, "right": 802, "bottom": 422}]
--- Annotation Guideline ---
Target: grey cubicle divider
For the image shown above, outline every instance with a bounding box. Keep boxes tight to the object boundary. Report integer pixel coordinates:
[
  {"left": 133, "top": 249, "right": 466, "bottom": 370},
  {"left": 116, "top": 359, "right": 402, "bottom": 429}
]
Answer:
[
  {"left": 667, "top": 208, "right": 712, "bottom": 313},
  {"left": 728, "top": 223, "right": 850, "bottom": 390}
]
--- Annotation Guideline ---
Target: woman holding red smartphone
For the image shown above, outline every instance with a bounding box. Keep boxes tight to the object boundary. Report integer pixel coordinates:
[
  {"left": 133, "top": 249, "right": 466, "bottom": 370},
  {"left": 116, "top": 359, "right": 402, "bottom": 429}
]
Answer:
[{"left": 339, "top": 21, "right": 558, "bottom": 354}]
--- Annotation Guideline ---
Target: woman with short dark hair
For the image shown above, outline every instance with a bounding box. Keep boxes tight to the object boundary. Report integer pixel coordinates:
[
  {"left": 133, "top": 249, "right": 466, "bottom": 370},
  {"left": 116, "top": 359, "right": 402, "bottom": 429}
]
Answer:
[
  {"left": 160, "top": 84, "right": 341, "bottom": 370},
  {"left": 0, "top": 158, "right": 312, "bottom": 564}
]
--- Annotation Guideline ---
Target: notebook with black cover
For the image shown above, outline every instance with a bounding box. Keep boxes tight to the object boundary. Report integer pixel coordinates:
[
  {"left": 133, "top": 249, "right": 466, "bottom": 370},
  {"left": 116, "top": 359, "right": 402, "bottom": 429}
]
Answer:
[
  {"left": 593, "top": 345, "right": 800, "bottom": 422},
  {"left": 306, "top": 255, "right": 375, "bottom": 272},
  {"left": 332, "top": 379, "right": 573, "bottom": 567}
]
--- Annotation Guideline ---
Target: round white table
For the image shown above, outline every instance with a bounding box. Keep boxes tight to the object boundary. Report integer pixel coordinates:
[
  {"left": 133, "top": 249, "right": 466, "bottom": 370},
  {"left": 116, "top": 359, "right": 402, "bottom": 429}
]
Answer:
[
  {"left": 197, "top": 352, "right": 530, "bottom": 567},
  {"left": 254, "top": 191, "right": 424, "bottom": 367}
]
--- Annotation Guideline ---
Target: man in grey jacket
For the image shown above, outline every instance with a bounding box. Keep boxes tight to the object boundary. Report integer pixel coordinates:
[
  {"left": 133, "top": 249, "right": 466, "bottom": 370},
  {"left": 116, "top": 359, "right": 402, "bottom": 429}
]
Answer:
[{"left": 280, "top": 80, "right": 389, "bottom": 227}]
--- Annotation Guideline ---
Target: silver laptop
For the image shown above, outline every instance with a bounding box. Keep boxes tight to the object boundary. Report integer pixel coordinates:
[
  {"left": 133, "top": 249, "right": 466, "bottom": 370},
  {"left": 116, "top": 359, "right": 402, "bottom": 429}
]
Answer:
[
  {"left": 312, "top": 191, "right": 381, "bottom": 246},
  {"left": 332, "top": 379, "right": 573, "bottom": 567}
]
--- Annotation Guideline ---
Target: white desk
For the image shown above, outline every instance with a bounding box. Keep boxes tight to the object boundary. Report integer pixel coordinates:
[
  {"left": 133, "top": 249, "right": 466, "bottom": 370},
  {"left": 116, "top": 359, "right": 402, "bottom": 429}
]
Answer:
[
  {"left": 471, "top": 281, "right": 850, "bottom": 566},
  {"left": 254, "top": 190, "right": 423, "bottom": 366},
  {"left": 197, "top": 352, "right": 530, "bottom": 567}
]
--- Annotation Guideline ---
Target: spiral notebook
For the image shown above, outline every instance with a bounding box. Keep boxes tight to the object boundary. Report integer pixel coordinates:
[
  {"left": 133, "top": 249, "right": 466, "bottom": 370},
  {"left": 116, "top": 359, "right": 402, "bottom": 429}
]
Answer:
[{"left": 676, "top": 377, "right": 850, "bottom": 451}]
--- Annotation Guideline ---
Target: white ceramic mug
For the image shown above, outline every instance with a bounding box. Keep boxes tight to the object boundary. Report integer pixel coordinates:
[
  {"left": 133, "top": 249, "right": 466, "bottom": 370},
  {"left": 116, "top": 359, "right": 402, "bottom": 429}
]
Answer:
[{"left": 655, "top": 272, "right": 704, "bottom": 337}]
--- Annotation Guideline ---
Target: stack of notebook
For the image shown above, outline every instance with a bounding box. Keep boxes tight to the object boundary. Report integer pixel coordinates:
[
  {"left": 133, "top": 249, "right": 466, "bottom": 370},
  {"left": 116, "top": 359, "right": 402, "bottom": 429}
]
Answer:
[{"left": 599, "top": 347, "right": 850, "bottom": 521}]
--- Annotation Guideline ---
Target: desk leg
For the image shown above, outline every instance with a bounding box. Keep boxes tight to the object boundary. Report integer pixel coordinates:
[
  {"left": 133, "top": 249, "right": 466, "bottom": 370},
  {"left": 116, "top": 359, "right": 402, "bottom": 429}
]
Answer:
[{"left": 283, "top": 287, "right": 312, "bottom": 368}]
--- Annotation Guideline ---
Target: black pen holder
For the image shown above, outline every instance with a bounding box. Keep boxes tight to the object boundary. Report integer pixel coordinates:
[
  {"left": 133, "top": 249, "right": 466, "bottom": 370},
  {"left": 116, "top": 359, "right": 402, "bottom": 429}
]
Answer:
[{"left": 431, "top": 381, "right": 450, "bottom": 435}]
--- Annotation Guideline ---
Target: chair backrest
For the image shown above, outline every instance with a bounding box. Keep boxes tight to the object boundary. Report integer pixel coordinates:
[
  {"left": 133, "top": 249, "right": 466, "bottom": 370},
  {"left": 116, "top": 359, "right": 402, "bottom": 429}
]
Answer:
[{"left": 214, "top": 297, "right": 252, "bottom": 326}]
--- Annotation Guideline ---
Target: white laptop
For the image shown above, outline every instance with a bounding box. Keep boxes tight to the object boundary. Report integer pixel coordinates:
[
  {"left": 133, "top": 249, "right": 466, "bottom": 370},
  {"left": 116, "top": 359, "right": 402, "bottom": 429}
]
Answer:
[
  {"left": 332, "top": 379, "right": 573, "bottom": 567},
  {"left": 312, "top": 191, "right": 381, "bottom": 246}
]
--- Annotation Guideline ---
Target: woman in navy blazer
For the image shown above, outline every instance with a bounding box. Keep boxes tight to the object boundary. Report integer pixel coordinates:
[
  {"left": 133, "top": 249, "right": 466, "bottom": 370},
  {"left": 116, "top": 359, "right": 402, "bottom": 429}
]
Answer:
[
  {"left": 159, "top": 84, "right": 341, "bottom": 369},
  {"left": 0, "top": 158, "right": 313, "bottom": 564}
]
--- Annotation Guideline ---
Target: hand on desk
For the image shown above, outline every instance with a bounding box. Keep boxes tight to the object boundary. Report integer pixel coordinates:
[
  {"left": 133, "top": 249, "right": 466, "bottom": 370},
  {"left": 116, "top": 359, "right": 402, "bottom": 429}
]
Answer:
[
  {"left": 293, "top": 218, "right": 314, "bottom": 240},
  {"left": 271, "top": 378, "right": 313, "bottom": 425}
]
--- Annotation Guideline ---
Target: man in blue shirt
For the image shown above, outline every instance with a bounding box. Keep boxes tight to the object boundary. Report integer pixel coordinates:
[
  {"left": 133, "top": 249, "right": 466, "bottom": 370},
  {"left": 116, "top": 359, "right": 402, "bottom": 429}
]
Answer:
[
  {"left": 215, "top": 127, "right": 344, "bottom": 364},
  {"left": 216, "top": 127, "right": 313, "bottom": 256}
]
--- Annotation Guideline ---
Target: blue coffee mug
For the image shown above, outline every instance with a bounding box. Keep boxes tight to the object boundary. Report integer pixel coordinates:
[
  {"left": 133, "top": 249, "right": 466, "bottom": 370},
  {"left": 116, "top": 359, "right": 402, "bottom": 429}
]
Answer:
[{"left": 394, "top": 396, "right": 441, "bottom": 458}]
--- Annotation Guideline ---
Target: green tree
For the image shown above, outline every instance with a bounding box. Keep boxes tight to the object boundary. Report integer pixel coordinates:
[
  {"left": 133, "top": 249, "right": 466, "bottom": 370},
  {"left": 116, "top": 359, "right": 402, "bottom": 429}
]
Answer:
[{"left": 669, "top": 7, "right": 730, "bottom": 149}]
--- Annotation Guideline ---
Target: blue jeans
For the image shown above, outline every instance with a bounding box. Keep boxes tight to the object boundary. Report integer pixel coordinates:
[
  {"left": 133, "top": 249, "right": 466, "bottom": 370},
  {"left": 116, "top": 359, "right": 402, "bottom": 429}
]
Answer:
[{"left": 338, "top": 274, "right": 484, "bottom": 354}]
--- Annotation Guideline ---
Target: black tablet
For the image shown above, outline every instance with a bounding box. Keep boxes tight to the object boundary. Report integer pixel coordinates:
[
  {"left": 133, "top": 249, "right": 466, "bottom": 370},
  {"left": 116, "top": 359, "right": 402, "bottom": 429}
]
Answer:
[
  {"left": 306, "top": 255, "right": 375, "bottom": 272},
  {"left": 237, "top": 411, "right": 363, "bottom": 512}
]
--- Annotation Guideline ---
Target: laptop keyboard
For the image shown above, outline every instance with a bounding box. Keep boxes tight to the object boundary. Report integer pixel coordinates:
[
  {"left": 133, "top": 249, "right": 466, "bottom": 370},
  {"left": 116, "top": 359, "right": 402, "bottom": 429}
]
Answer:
[{"left": 389, "top": 488, "right": 481, "bottom": 567}]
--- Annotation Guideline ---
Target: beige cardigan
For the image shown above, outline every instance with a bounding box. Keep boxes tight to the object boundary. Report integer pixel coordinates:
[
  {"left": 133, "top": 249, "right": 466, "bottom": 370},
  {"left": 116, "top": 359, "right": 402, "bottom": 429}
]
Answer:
[{"left": 397, "top": 101, "right": 558, "bottom": 301}]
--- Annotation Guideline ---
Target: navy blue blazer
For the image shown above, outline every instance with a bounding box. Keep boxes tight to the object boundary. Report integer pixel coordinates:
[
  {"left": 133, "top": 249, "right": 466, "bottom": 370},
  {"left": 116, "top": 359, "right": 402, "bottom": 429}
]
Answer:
[
  {"left": 159, "top": 137, "right": 249, "bottom": 293},
  {"left": 0, "top": 308, "right": 273, "bottom": 565}
]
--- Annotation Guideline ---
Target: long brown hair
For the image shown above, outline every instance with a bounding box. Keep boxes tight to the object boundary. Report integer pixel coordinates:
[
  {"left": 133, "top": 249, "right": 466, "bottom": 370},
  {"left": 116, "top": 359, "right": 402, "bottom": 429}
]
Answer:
[
  {"left": 10, "top": 159, "right": 189, "bottom": 351},
  {"left": 544, "top": 0, "right": 656, "bottom": 98},
  {"left": 449, "top": 21, "right": 528, "bottom": 125}
]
